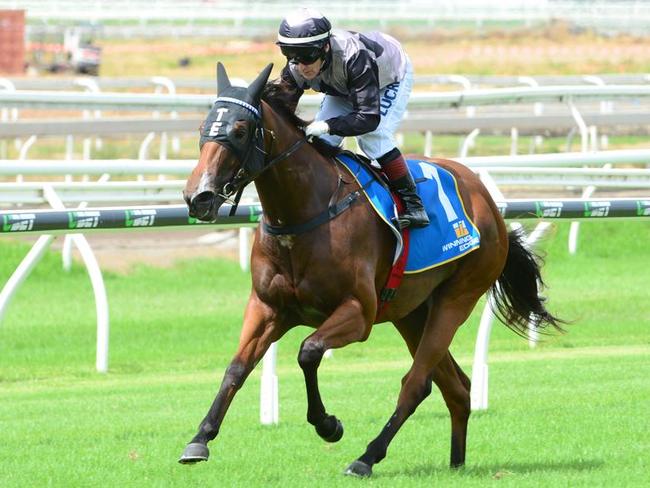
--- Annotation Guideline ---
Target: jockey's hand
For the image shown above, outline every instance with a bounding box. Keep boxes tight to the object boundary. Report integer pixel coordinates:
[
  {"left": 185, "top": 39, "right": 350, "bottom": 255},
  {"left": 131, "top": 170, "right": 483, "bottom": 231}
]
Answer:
[{"left": 305, "top": 121, "right": 329, "bottom": 138}]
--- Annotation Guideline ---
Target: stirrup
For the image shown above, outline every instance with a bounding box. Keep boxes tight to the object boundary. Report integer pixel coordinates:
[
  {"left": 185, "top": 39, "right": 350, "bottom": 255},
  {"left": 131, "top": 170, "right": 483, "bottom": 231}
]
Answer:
[
  {"left": 392, "top": 213, "right": 428, "bottom": 230},
  {"left": 392, "top": 216, "right": 410, "bottom": 230}
]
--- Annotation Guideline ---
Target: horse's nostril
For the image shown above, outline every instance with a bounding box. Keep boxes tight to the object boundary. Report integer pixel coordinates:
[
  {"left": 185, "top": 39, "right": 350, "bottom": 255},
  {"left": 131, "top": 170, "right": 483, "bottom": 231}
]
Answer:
[
  {"left": 189, "top": 191, "right": 216, "bottom": 220},
  {"left": 193, "top": 191, "right": 215, "bottom": 207}
]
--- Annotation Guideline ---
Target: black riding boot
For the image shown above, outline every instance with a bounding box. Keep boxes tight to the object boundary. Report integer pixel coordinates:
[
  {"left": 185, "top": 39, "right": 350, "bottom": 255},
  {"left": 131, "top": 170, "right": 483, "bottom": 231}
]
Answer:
[
  {"left": 377, "top": 150, "right": 430, "bottom": 229},
  {"left": 389, "top": 172, "right": 430, "bottom": 229}
]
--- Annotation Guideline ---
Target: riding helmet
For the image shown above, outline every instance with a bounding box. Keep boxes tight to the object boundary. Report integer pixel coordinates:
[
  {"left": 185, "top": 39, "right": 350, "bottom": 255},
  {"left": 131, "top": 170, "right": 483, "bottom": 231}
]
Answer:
[{"left": 277, "top": 8, "right": 331, "bottom": 64}]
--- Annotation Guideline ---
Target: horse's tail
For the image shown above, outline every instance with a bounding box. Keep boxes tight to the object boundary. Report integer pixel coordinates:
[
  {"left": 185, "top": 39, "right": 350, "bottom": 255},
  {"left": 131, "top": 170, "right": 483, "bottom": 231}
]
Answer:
[{"left": 489, "top": 228, "right": 565, "bottom": 336}]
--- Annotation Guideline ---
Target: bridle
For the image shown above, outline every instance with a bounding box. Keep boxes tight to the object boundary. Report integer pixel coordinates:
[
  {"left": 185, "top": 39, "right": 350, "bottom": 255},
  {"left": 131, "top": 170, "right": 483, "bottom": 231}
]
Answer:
[
  {"left": 202, "top": 96, "right": 307, "bottom": 215},
  {"left": 200, "top": 94, "right": 364, "bottom": 236}
]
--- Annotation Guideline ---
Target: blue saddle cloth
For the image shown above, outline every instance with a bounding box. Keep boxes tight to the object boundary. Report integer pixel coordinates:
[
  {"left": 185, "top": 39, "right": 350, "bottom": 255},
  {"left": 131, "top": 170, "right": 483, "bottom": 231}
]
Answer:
[{"left": 337, "top": 154, "right": 481, "bottom": 273}]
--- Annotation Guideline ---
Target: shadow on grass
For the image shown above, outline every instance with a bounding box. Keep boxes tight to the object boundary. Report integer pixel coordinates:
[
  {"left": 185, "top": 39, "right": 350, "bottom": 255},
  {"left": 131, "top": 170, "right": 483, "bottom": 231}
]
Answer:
[{"left": 381, "top": 458, "right": 604, "bottom": 479}]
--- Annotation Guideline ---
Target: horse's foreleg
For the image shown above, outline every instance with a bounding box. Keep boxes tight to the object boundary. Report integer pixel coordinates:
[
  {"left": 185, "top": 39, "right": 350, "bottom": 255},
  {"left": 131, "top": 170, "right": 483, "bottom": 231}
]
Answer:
[
  {"left": 179, "top": 293, "right": 287, "bottom": 464},
  {"left": 345, "top": 294, "right": 480, "bottom": 477},
  {"left": 298, "top": 297, "right": 373, "bottom": 443}
]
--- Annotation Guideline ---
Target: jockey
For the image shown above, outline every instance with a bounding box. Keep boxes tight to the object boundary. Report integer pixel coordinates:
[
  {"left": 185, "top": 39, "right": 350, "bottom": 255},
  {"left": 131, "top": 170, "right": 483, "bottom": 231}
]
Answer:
[{"left": 276, "top": 8, "right": 429, "bottom": 229}]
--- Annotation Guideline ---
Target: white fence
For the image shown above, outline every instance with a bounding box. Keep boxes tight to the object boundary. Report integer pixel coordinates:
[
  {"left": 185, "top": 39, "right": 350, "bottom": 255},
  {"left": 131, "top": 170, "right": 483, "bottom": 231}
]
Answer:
[
  {"left": 2, "top": 151, "right": 650, "bottom": 207},
  {"left": 2, "top": 110, "right": 650, "bottom": 138},
  {"left": 3, "top": 85, "right": 650, "bottom": 112},
  {"left": 8, "top": 1, "right": 650, "bottom": 37},
  {"left": 2, "top": 83, "right": 649, "bottom": 162},
  {"left": 1, "top": 149, "right": 649, "bottom": 175},
  {"left": 3, "top": 74, "right": 650, "bottom": 91}
]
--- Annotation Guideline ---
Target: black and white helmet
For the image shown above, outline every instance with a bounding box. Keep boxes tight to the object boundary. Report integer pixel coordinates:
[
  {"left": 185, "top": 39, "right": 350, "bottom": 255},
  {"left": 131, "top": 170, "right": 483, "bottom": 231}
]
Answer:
[{"left": 276, "top": 8, "right": 331, "bottom": 64}]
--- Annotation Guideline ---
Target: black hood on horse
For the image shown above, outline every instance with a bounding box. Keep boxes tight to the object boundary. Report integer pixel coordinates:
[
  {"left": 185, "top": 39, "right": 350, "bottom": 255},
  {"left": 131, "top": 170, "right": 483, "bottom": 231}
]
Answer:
[{"left": 198, "top": 63, "right": 272, "bottom": 180}]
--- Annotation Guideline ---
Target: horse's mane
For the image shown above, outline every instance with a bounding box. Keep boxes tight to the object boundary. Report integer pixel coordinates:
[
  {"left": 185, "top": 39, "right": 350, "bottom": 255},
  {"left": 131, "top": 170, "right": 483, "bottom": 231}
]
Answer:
[
  {"left": 262, "top": 81, "right": 343, "bottom": 159},
  {"left": 262, "top": 82, "right": 307, "bottom": 129}
]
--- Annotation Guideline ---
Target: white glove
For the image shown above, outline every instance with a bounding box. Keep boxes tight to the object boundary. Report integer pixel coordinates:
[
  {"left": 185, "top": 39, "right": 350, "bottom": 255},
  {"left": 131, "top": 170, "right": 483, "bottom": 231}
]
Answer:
[{"left": 305, "top": 120, "right": 329, "bottom": 138}]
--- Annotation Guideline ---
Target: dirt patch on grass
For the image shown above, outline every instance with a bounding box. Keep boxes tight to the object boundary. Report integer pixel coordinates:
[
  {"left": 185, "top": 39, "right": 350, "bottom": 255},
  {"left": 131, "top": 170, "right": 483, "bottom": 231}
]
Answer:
[
  {"left": 80, "top": 229, "right": 243, "bottom": 273},
  {"left": 8, "top": 228, "right": 245, "bottom": 274}
]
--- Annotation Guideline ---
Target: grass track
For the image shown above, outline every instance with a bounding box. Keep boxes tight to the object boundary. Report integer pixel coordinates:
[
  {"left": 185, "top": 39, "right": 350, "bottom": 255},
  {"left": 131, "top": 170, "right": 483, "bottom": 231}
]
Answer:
[
  {"left": 1, "top": 351, "right": 648, "bottom": 487},
  {"left": 0, "top": 221, "right": 649, "bottom": 486}
]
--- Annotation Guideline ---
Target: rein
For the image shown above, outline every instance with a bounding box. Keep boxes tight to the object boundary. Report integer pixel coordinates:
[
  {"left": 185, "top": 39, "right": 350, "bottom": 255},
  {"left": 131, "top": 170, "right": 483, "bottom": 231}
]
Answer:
[
  {"left": 247, "top": 136, "right": 308, "bottom": 184},
  {"left": 225, "top": 136, "right": 307, "bottom": 216}
]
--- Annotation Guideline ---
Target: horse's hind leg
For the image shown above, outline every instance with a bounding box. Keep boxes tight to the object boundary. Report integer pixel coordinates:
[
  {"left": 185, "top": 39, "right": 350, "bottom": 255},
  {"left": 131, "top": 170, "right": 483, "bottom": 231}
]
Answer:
[
  {"left": 432, "top": 352, "right": 471, "bottom": 468},
  {"left": 449, "top": 351, "right": 471, "bottom": 390},
  {"left": 345, "top": 289, "right": 483, "bottom": 477},
  {"left": 298, "top": 296, "right": 374, "bottom": 443},
  {"left": 393, "top": 308, "right": 471, "bottom": 468}
]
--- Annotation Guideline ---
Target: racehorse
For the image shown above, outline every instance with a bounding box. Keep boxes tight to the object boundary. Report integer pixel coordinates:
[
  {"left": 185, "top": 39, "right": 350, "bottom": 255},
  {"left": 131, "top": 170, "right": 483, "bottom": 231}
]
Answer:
[{"left": 179, "top": 62, "right": 563, "bottom": 477}]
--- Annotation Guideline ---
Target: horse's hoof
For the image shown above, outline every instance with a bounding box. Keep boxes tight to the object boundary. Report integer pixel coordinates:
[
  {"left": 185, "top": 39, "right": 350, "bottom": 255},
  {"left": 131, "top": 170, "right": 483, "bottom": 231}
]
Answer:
[
  {"left": 344, "top": 460, "right": 373, "bottom": 478},
  {"left": 178, "top": 443, "right": 209, "bottom": 464},
  {"left": 316, "top": 415, "right": 344, "bottom": 443}
]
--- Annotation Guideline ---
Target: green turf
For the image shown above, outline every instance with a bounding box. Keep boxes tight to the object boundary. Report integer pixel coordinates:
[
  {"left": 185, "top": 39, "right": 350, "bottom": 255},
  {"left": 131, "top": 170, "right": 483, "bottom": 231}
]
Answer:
[{"left": 0, "top": 221, "right": 649, "bottom": 486}]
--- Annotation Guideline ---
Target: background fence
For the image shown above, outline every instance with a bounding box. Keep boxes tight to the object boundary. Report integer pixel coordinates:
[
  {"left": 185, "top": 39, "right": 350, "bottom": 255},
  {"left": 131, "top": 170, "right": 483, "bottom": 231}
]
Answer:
[{"left": 5, "top": 1, "right": 650, "bottom": 38}]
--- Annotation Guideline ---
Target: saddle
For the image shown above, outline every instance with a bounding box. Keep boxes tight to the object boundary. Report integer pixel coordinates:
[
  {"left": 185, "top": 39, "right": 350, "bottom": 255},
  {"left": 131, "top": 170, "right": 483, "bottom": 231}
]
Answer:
[
  {"left": 308, "top": 138, "right": 391, "bottom": 190},
  {"left": 336, "top": 150, "right": 391, "bottom": 189}
]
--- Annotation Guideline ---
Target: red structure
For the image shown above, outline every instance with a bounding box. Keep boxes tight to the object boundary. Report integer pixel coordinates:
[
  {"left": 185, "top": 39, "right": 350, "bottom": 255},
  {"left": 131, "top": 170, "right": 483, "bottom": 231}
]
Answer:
[{"left": 0, "top": 10, "right": 25, "bottom": 74}]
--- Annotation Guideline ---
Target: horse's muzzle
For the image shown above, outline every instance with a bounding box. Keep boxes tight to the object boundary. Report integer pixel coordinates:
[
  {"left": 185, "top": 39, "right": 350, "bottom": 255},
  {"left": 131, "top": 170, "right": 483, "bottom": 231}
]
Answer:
[{"left": 187, "top": 191, "right": 225, "bottom": 221}]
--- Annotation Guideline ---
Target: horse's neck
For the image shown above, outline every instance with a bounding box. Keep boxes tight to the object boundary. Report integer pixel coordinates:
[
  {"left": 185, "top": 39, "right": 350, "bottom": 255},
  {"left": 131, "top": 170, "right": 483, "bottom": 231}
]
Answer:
[{"left": 254, "top": 112, "right": 338, "bottom": 227}]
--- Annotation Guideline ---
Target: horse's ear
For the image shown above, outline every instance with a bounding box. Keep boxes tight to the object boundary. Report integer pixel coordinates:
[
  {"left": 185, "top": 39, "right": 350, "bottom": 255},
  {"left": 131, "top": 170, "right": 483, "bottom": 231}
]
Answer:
[
  {"left": 248, "top": 63, "right": 273, "bottom": 104},
  {"left": 216, "top": 62, "right": 231, "bottom": 95}
]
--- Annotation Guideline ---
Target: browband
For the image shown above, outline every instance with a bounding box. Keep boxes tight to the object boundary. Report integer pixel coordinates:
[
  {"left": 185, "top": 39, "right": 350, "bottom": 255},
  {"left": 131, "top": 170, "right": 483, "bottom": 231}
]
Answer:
[{"left": 213, "top": 97, "right": 260, "bottom": 118}]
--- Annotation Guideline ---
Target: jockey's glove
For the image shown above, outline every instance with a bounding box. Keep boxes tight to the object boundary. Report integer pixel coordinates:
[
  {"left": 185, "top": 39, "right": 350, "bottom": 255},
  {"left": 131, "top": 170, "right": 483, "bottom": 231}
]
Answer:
[{"left": 305, "top": 120, "right": 329, "bottom": 138}]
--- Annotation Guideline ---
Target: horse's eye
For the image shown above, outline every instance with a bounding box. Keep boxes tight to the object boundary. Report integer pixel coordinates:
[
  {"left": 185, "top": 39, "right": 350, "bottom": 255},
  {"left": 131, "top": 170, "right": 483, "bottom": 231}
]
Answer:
[{"left": 232, "top": 121, "right": 248, "bottom": 139}]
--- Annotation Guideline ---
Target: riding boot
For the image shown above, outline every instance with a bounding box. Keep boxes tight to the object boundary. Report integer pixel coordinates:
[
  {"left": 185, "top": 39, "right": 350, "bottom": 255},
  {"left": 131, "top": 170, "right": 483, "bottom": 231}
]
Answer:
[
  {"left": 377, "top": 151, "right": 430, "bottom": 229},
  {"left": 389, "top": 173, "right": 430, "bottom": 228}
]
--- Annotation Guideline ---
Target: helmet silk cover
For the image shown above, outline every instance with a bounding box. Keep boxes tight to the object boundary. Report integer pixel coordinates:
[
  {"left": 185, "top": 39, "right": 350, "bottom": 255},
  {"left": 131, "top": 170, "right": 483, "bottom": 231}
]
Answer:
[{"left": 277, "top": 8, "right": 331, "bottom": 48}]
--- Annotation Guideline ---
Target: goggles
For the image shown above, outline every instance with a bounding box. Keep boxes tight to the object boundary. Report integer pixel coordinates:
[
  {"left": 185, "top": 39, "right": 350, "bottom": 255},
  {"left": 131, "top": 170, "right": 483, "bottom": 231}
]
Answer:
[{"left": 280, "top": 45, "right": 323, "bottom": 65}]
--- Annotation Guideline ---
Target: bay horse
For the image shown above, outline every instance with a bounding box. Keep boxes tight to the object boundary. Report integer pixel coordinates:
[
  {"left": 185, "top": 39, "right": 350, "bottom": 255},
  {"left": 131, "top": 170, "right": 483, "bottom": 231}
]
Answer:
[{"left": 179, "top": 62, "right": 563, "bottom": 477}]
